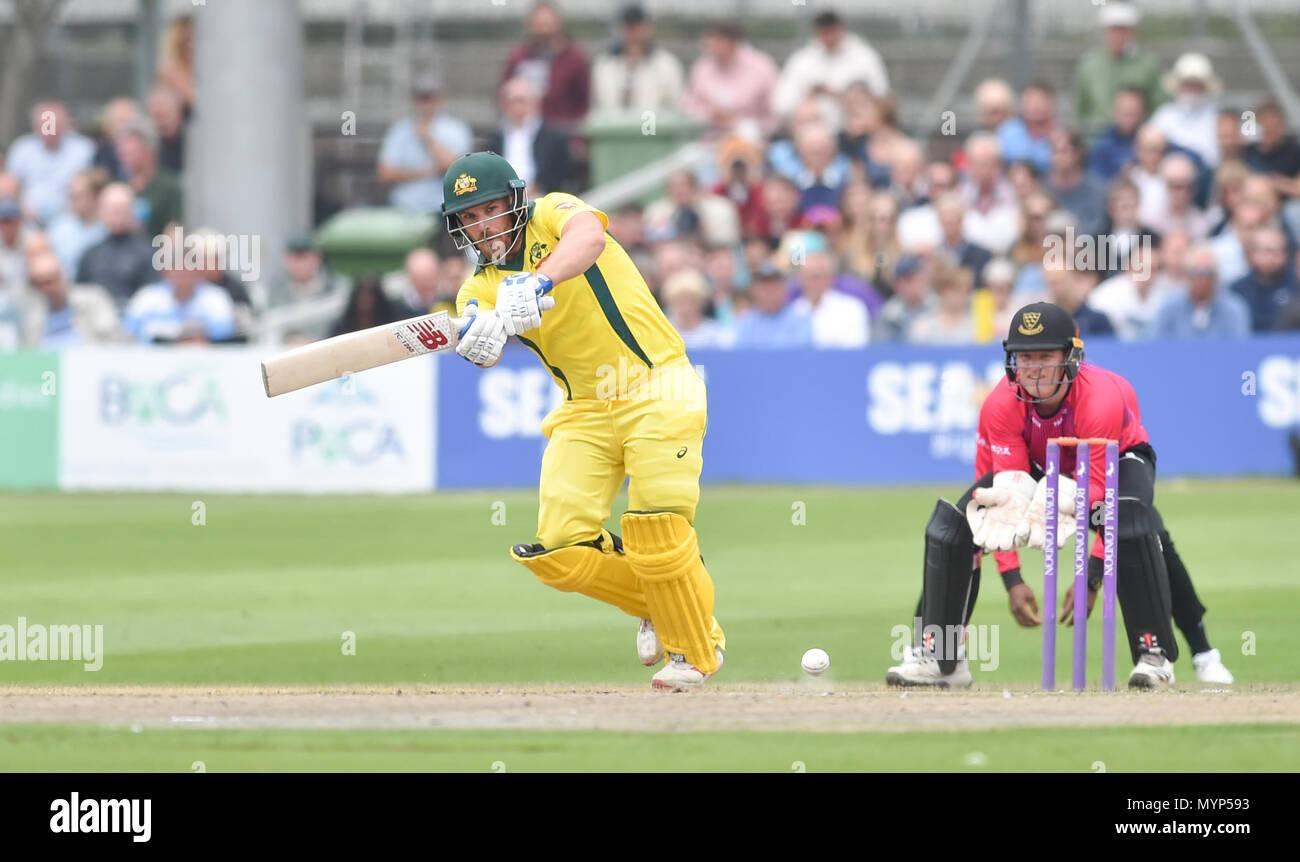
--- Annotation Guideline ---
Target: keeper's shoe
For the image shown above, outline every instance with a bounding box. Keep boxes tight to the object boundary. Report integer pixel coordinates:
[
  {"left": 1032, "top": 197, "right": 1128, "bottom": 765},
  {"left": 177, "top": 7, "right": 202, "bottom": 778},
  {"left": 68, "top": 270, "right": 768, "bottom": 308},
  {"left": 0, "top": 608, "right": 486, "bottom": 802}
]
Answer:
[
  {"left": 1192, "top": 648, "right": 1234, "bottom": 684},
  {"left": 1128, "top": 648, "right": 1176, "bottom": 689},
  {"left": 636, "top": 618, "right": 664, "bottom": 667},
  {"left": 651, "top": 648, "right": 723, "bottom": 692},
  {"left": 885, "top": 646, "right": 972, "bottom": 689}
]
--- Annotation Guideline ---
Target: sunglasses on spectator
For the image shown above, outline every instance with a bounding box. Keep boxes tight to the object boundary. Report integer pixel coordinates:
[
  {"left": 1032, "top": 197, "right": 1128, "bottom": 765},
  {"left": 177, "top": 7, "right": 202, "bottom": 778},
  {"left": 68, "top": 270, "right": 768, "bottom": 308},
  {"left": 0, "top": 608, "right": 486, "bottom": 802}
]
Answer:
[
  {"left": 30, "top": 275, "right": 60, "bottom": 287},
  {"left": 1187, "top": 267, "right": 1216, "bottom": 277},
  {"left": 1166, "top": 180, "right": 1195, "bottom": 189}
]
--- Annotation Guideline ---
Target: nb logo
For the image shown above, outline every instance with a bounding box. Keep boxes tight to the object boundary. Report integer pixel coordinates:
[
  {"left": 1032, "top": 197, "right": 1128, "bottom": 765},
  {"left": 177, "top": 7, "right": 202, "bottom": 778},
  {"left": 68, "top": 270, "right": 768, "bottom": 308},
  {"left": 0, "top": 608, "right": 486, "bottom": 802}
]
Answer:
[{"left": 408, "top": 320, "right": 448, "bottom": 351}]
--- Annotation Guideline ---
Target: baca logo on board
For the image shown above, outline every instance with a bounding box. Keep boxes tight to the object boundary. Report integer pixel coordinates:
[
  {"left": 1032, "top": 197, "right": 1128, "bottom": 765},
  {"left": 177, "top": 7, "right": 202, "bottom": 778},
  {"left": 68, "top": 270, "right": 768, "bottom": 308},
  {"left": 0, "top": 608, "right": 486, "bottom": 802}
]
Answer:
[
  {"left": 290, "top": 421, "right": 405, "bottom": 465},
  {"left": 99, "top": 369, "right": 227, "bottom": 426}
]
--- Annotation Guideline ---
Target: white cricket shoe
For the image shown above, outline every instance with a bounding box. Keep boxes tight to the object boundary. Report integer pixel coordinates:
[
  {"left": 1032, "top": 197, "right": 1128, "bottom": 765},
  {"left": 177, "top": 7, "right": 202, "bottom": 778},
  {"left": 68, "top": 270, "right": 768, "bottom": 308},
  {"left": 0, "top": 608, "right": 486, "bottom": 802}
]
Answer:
[
  {"left": 885, "top": 647, "right": 972, "bottom": 689},
  {"left": 1192, "top": 648, "right": 1234, "bottom": 684},
  {"left": 636, "top": 618, "right": 663, "bottom": 667},
  {"left": 1128, "top": 648, "right": 1176, "bottom": 689},
  {"left": 651, "top": 648, "right": 724, "bottom": 692}
]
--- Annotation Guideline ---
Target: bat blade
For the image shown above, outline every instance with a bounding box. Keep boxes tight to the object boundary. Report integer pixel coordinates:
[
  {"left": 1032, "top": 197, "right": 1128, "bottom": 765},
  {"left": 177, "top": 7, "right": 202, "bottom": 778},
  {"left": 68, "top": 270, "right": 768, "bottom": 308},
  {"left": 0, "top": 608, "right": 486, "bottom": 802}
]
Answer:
[{"left": 261, "top": 311, "right": 459, "bottom": 397}]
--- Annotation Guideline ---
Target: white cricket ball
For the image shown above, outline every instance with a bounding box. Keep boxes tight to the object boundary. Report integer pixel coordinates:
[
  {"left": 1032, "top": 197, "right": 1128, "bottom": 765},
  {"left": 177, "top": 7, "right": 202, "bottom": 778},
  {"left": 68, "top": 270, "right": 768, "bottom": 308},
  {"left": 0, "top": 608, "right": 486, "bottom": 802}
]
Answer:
[{"left": 801, "top": 648, "right": 830, "bottom": 676}]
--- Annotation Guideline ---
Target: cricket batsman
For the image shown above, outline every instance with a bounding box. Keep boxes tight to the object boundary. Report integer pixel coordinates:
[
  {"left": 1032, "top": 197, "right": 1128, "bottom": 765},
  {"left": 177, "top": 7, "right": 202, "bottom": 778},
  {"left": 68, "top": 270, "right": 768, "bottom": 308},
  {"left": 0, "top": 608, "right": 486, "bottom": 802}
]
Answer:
[
  {"left": 886, "top": 301, "right": 1203, "bottom": 689},
  {"left": 440, "top": 151, "right": 725, "bottom": 691}
]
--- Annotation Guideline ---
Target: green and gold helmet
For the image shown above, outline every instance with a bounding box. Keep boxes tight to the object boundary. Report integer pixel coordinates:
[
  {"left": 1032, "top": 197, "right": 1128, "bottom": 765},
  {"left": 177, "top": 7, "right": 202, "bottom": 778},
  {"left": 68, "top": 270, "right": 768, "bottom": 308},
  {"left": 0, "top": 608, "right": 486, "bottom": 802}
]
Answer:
[{"left": 440, "top": 152, "right": 528, "bottom": 263}]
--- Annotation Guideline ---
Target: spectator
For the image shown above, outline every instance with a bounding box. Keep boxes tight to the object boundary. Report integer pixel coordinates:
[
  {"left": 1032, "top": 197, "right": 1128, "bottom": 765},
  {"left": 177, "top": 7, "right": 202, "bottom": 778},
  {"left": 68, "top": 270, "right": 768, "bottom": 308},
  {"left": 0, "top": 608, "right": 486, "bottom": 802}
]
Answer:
[
  {"left": 124, "top": 260, "right": 235, "bottom": 344},
  {"left": 46, "top": 167, "right": 108, "bottom": 280},
  {"left": 4, "top": 100, "right": 94, "bottom": 225},
  {"left": 24, "top": 250, "right": 118, "bottom": 348},
  {"left": 1006, "top": 160, "right": 1044, "bottom": 202},
  {"left": 773, "top": 9, "right": 890, "bottom": 125},
  {"left": 1217, "top": 108, "right": 1246, "bottom": 166},
  {"left": 75, "top": 183, "right": 157, "bottom": 303},
  {"left": 501, "top": 2, "right": 590, "bottom": 134},
  {"left": 1149, "top": 243, "right": 1250, "bottom": 337},
  {"left": 791, "top": 247, "right": 869, "bottom": 347},
  {"left": 732, "top": 260, "right": 812, "bottom": 348},
  {"left": 959, "top": 132, "right": 1020, "bottom": 255},
  {"left": 0, "top": 172, "right": 19, "bottom": 200},
  {"left": 608, "top": 203, "right": 653, "bottom": 274},
  {"left": 590, "top": 5, "right": 684, "bottom": 115},
  {"left": 898, "top": 161, "right": 960, "bottom": 250},
  {"left": 711, "top": 136, "right": 767, "bottom": 239},
  {"left": 1207, "top": 158, "right": 1250, "bottom": 235},
  {"left": 487, "top": 77, "right": 574, "bottom": 195},
  {"left": 396, "top": 248, "right": 450, "bottom": 318},
  {"left": 1047, "top": 129, "right": 1107, "bottom": 236},
  {"left": 91, "top": 98, "right": 139, "bottom": 180},
  {"left": 1071, "top": 2, "right": 1164, "bottom": 139},
  {"left": 1087, "top": 87, "right": 1148, "bottom": 182},
  {"left": 982, "top": 257, "right": 1025, "bottom": 337},
  {"left": 1132, "top": 123, "right": 1169, "bottom": 226},
  {"left": 839, "top": 84, "right": 904, "bottom": 189},
  {"left": 156, "top": 16, "right": 195, "bottom": 114},
  {"left": 1278, "top": 291, "right": 1300, "bottom": 330},
  {"left": 1149, "top": 153, "right": 1211, "bottom": 239},
  {"left": 330, "top": 274, "right": 402, "bottom": 338},
  {"left": 909, "top": 262, "right": 976, "bottom": 345},
  {"left": 974, "top": 78, "right": 1016, "bottom": 134},
  {"left": 0, "top": 197, "right": 34, "bottom": 288},
  {"left": 887, "top": 138, "right": 928, "bottom": 212},
  {"left": 1210, "top": 198, "right": 1266, "bottom": 288},
  {"left": 644, "top": 170, "right": 740, "bottom": 248},
  {"left": 1096, "top": 177, "right": 1156, "bottom": 281},
  {"left": 1151, "top": 53, "right": 1222, "bottom": 169},
  {"left": 933, "top": 192, "right": 992, "bottom": 286},
  {"left": 1009, "top": 196, "right": 1059, "bottom": 298},
  {"left": 1229, "top": 226, "right": 1298, "bottom": 331},
  {"left": 997, "top": 81, "right": 1057, "bottom": 177},
  {"left": 702, "top": 244, "right": 745, "bottom": 327},
  {"left": 1242, "top": 101, "right": 1300, "bottom": 239},
  {"left": 872, "top": 253, "right": 934, "bottom": 342},
  {"left": 377, "top": 75, "right": 473, "bottom": 213},
  {"left": 844, "top": 190, "right": 903, "bottom": 295},
  {"left": 188, "top": 227, "right": 253, "bottom": 336},
  {"left": 1044, "top": 263, "right": 1115, "bottom": 337},
  {"left": 792, "top": 120, "right": 851, "bottom": 212},
  {"left": 262, "top": 233, "right": 349, "bottom": 343},
  {"left": 759, "top": 173, "right": 801, "bottom": 244},
  {"left": 682, "top": 22, "right": 779, "bottom": 137},
  {"left": 1158, "top": 229, "right": 1195, "bottom": 288},
  {"left": 116, "top": 117, "right": 182, "bottom": 237},
  {"left": 147, "top": 85, "right": 186, "bottom": 173},
  {"left": 1088, "top": 238, "right": 1171, "bottom": 339},
  {"left": 650, "top": 240, "right": 703, "bottom": 289},
  {"left": 661, "top": 269, "right": 729, "bottom": 349}
]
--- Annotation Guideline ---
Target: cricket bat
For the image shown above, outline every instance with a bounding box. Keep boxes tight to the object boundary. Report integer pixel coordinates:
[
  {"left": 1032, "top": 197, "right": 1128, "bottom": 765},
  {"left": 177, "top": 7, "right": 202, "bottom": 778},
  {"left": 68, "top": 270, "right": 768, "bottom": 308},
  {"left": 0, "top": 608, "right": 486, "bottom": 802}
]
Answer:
[{"left": 261, "top": 310, "right": 460, "bottom": 397}]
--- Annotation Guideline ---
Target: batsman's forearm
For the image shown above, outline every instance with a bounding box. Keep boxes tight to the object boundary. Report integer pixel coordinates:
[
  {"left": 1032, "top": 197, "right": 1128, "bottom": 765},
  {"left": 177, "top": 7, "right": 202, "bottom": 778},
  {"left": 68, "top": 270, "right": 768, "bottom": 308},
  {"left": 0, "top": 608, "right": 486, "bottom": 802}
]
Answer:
[{"left": 535, "top": 214, "right": 606, "bottom": 286}]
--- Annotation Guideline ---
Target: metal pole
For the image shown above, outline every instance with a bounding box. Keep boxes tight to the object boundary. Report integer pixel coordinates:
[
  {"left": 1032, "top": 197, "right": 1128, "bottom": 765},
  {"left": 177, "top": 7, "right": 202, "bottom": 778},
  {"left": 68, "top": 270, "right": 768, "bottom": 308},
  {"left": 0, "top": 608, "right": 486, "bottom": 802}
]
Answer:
[
  {"left": 1007, "top": 0, "right": 1033, "bottom": 92},
  {"left": 134, "top": 0, "right": 160, "bottom": 104}
]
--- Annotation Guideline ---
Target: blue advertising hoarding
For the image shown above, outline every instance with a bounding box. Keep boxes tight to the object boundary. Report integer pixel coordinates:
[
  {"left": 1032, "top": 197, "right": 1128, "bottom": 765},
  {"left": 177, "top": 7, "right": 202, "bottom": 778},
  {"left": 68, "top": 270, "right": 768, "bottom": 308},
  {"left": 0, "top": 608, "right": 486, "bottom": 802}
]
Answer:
[{"left": 434, "top": 335, "right": 1300, "bottom": 489}]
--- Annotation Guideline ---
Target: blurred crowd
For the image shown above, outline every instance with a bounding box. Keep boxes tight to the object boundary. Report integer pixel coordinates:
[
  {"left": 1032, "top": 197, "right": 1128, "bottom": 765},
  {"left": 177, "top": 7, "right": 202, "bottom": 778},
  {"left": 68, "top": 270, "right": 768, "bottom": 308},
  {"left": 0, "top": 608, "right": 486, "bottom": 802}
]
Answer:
[{"left": 4, "top": 2, "right": 1300, "bottom": 352}]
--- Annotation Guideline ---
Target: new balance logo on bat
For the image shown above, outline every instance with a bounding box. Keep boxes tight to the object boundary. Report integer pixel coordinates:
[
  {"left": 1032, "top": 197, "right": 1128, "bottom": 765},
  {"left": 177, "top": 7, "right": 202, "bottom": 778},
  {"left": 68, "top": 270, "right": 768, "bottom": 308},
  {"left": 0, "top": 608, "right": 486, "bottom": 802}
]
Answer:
[{"left": 396, "top": 318, "right": 450, "bottom": 355}]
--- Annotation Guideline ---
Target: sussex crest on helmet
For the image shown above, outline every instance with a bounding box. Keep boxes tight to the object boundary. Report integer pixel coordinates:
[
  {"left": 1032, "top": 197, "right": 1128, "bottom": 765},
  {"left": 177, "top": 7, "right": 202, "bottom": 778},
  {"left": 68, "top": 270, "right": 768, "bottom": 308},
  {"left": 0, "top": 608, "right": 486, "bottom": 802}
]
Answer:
[{"left": 1018, "top": 311, "right": 1044, "bottom": 336}]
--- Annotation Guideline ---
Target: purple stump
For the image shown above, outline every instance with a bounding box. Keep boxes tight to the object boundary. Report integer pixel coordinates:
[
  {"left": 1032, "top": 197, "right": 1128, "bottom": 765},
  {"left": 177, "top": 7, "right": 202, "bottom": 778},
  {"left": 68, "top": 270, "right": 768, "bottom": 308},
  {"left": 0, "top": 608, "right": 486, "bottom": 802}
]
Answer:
[
  {"left": 1072, "top": 442, "right": 1090, "bottom": 691},
  {"left": 1042, "top": 441, "right": 1060, "bottom": 691},
  {"left": 1102, "top": 442, "right": 1119, "bottom": 690}
]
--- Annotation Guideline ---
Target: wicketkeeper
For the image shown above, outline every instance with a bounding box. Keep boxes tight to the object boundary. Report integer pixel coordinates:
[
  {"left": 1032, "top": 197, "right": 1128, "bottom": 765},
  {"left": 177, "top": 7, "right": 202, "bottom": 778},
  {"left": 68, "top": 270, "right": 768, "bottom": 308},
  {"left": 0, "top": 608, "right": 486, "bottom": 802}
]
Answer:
[
  {"left": 440, "top": 152, "right": 725, "bottom": 691},
  {"left": 886, "top": 301, "right": 1215, "bottom": 689}
]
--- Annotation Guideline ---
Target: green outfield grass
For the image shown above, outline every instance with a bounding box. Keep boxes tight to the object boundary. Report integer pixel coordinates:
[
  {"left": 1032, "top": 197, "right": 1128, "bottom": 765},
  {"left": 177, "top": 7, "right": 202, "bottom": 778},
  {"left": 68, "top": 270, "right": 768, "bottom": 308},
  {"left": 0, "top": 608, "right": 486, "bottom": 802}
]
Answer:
[
  {"left": 2, "top": 480, "right": 1297, "bottom": 771},
  {"left": 3, "top": 723, "right": 1299, "bottom": 773}
]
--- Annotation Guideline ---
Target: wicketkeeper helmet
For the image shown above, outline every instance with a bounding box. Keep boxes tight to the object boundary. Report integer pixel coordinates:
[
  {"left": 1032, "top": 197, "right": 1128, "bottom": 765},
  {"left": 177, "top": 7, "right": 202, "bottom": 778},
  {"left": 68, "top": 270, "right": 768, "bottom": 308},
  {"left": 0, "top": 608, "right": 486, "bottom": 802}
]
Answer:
[{"left": 1002, "top": 301, "right": 1085, "bottom": 403}]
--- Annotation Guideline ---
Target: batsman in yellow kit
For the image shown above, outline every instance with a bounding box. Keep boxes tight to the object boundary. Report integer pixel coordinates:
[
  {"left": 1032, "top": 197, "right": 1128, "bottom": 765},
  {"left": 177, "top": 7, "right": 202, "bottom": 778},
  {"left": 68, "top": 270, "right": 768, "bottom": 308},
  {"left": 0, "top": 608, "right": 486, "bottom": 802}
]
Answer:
[{"left": 440, "top": 152, "right": 725, "bottom": 691}]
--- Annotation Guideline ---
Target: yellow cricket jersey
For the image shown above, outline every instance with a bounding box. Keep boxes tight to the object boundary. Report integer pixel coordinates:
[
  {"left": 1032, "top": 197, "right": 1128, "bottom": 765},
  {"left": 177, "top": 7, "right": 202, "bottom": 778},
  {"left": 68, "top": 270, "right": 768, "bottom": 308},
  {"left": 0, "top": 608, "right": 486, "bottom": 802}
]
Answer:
[{"left": 455, "top": 192, "right": 685, "bottom": 400}]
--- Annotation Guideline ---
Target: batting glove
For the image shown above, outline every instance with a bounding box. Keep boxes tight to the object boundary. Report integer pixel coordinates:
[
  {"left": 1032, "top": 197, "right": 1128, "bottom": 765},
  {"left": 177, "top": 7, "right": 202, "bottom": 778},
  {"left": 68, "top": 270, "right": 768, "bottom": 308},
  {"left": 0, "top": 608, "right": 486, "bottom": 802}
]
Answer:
[
  {"left": 454, "top": 302, "right": 507, "bottom": 368},
  {"left": 495, "top": 272, "right": 555, "bottom": 336},
  {"left": 966, "top": 470, "right": 1036, "bottom": 551}
]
